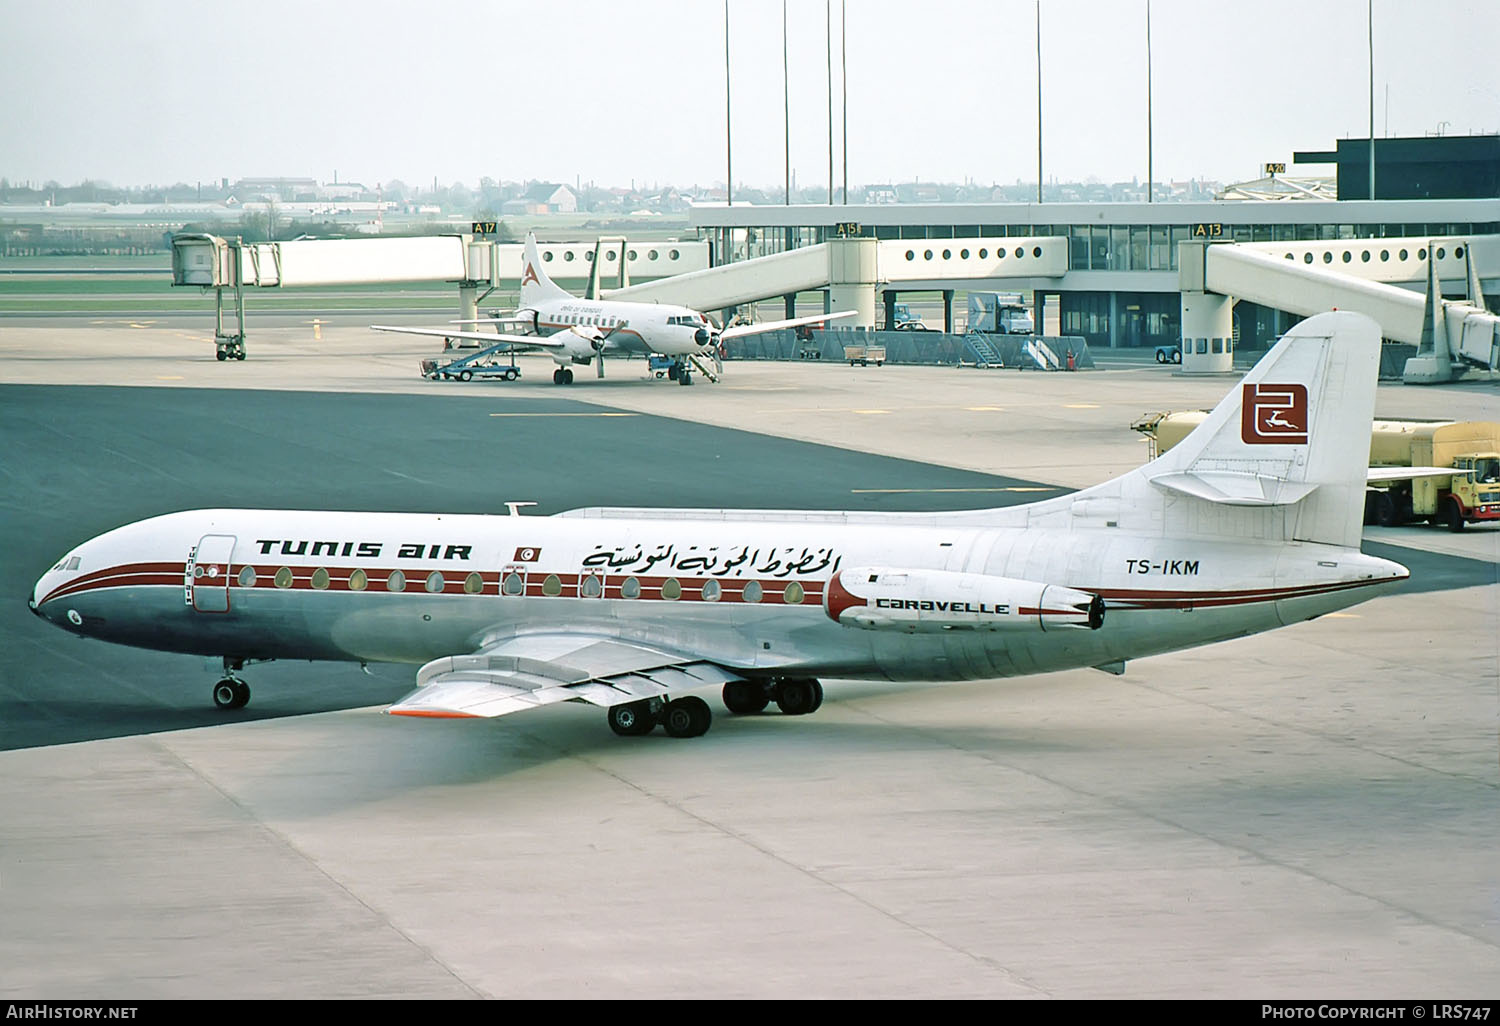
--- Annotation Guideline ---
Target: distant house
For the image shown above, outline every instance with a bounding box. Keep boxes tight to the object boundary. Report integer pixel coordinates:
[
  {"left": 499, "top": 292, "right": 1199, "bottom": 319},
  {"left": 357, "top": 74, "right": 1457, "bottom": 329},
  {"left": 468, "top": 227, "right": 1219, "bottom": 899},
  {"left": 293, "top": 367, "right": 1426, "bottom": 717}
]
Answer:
[
  {"left": 507, "top": 183, "right": 578, "bottom": 215},
  {"left": 895, "top": 183, "right": 941, "bottom": 203},
  {"left": 233, "top": 177, "right": 319, "bottom": 202},
  {"left": 321, "top": 182, "right": 370, "bottom": 201}
]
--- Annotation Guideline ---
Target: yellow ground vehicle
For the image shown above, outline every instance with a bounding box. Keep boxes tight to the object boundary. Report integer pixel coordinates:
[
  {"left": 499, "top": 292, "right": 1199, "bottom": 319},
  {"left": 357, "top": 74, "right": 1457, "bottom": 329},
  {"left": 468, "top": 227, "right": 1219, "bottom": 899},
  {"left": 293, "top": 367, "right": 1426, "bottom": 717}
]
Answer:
[{"left": 1132, "top": 413, "right": 1500, "bottom": 531}]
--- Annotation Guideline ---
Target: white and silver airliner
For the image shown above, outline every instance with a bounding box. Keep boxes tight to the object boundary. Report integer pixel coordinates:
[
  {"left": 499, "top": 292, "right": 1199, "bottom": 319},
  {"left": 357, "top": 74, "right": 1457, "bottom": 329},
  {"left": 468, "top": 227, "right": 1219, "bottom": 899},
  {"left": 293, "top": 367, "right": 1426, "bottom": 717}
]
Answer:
[
  {"left": 30, "top": 311, "right": 1408, "bottom": 739},
  {"left": 373, "top": 233, "right": 854, "bottom": 386}
]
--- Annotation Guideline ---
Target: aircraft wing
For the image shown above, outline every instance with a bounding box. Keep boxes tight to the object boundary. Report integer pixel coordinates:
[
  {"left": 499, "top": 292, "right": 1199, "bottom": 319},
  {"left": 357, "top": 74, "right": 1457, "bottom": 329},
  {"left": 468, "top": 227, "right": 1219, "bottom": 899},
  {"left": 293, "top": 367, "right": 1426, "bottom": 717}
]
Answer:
[
  {"left": 386, "top": 634, "right": 747, "bottom": 719},
  {"left": 1366, "top": 466, "right": 1456, "bottom": 485},
  {"left": 719, "top": 310, "right": 858, "bottom": 340},
  {"left": 371, "top": 324, "right": 571, "bottom": 351}
]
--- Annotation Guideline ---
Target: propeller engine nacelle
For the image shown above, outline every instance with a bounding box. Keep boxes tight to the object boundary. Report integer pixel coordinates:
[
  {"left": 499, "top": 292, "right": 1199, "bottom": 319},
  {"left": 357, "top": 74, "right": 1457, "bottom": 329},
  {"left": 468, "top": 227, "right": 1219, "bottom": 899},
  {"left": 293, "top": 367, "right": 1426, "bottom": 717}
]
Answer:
[
  {"left": 825, "top": 566, "right": 1104, "bottom": 633},
  {"left": 558, "top": 326, "right": 602, "bottom": 362}
]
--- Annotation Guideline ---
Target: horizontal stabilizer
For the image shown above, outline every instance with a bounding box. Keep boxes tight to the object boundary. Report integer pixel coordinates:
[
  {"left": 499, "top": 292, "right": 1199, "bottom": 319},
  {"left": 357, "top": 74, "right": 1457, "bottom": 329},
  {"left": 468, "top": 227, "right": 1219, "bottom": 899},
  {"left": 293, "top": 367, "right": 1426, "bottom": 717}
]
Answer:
[{"left": 1150, "top": 471, "right": 1320, "bottom": 506}]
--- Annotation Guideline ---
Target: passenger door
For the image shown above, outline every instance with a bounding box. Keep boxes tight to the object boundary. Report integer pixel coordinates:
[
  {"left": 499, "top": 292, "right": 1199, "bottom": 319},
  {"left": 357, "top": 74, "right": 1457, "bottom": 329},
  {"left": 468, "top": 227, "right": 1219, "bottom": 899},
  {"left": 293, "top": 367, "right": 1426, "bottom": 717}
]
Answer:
[{"left": 189, "top": 534, "right": 236, "bottom": 613}]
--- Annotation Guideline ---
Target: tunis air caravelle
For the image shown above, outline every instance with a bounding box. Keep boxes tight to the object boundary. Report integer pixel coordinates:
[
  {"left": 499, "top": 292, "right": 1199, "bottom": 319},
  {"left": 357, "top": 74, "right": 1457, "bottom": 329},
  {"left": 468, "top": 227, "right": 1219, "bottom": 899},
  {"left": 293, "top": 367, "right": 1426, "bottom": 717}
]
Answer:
[{"left": 31, "top": 311, "right": 1407, "bottom": 740}]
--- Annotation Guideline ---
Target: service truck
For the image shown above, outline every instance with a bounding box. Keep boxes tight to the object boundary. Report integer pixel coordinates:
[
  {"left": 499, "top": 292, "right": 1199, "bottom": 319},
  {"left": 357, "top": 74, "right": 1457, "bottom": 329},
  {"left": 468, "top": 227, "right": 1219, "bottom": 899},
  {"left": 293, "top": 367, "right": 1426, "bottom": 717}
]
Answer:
[
  {"left": 967, "top": 292, "right": 1035, "bottom": 334},
  {"left": 1132, "top": 412, "right": 1500, "bottom": 531}
]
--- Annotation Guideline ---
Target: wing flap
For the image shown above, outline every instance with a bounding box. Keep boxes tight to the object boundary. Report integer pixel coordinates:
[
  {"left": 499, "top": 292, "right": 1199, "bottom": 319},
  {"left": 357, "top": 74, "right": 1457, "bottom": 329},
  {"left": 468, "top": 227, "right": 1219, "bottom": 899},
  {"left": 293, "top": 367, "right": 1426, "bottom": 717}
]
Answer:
[
  {"left": 371, "top": 324, "right": 569, "bottom": 350},
  {"left": 388, "top": 634, "right": 747, "bottom": 720}
]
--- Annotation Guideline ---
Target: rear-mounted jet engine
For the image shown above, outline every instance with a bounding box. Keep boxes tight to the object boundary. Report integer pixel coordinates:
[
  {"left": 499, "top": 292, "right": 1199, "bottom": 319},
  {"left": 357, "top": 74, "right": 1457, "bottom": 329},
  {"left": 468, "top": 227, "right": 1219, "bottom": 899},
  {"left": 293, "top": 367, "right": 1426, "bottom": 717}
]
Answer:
[{"left": 824, "top": 567, "right": 1105, "bottom": 633}]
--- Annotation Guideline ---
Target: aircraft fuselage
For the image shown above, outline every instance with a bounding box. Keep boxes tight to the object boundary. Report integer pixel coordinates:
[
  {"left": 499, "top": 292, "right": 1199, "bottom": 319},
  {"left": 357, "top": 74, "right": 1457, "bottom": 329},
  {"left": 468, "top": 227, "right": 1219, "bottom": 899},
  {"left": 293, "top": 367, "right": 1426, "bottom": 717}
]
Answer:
[{"left": 30, "top": 508, "right": 1406, "bottom": 684}]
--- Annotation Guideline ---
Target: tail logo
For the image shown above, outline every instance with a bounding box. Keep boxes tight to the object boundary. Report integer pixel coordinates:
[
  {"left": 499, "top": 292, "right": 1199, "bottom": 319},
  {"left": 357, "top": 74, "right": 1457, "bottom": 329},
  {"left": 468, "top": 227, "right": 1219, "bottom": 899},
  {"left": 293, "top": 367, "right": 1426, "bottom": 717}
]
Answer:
[
  {"left": 1241, "top": 383, "right": 1309, "bottom": 444},
  {"left": 521, "top": 263, "right": 539, "bottom": 288}
]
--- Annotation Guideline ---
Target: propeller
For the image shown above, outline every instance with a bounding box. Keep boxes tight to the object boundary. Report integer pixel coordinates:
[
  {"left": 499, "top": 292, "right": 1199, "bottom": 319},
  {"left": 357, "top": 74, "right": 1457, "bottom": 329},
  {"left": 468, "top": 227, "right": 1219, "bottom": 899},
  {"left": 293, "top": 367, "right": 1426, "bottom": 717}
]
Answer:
[
  {"left": 695, "top": 315, "right": 725, "bottom": 361},
  {"left": 593, "top": 318, "right": 627, "bottom": 379}
]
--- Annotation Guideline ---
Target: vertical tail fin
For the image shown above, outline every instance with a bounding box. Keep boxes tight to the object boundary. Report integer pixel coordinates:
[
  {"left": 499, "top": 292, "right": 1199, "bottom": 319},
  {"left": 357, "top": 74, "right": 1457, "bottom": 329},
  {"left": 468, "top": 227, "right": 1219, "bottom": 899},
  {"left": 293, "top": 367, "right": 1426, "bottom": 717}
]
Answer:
[
  {"left": 1139, "top": 310, "right": 1380, "bottom": 547},
  {"left": 519, "top": 233, "right": 573, "bottom": 309}
]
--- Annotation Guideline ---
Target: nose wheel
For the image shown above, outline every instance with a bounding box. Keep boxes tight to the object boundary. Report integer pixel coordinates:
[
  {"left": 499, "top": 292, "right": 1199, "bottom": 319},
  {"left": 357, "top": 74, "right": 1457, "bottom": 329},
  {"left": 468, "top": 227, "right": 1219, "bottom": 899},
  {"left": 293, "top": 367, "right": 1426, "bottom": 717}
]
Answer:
[
  {"left": 212, "top": 677, "right": 250, "bottom": 710},
  {"left": 212, "top": 657, "right": 251, "bottom": 710}
]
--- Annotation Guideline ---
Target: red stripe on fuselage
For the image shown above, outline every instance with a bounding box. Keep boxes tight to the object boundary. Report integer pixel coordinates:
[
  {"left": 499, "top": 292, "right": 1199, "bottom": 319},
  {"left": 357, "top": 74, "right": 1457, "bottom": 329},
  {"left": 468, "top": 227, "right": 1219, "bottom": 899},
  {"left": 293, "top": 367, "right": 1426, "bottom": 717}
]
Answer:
[
  {"left": 39, "top": 560, "right": 1396, "bottom": 611},
  {"left": 40, "top": 562, "right": 184, "bottom": 605}
]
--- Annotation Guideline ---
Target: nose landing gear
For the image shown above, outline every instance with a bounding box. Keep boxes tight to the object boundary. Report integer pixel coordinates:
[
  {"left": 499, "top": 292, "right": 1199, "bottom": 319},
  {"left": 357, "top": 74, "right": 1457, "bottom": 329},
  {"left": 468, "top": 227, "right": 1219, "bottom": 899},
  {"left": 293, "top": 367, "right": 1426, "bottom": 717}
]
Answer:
[
  {"left": 212, "top": 657, "right": 251, "bottom": 710},
  {"left": 212, "top": 677, "right": 250, "bottom": 710}
]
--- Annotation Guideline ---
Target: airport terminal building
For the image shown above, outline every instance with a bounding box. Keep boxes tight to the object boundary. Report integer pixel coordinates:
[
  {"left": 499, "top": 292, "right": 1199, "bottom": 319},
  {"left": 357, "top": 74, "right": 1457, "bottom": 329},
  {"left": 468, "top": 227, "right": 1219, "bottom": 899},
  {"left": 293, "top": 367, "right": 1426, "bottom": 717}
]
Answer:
[
  {"left": 691, "top": 195, "right": 1499, "bottom": 352},
  {"left": 688, "top": 136, "right": 1500, "bottom": 352}
]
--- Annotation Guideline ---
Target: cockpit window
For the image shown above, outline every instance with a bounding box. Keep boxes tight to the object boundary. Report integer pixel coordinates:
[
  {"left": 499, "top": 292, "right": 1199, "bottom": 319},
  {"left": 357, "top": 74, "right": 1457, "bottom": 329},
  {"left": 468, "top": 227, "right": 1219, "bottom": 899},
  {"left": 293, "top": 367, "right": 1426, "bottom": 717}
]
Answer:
[{"left": 51, "top": 556, "right": 81, "bottom": 572}]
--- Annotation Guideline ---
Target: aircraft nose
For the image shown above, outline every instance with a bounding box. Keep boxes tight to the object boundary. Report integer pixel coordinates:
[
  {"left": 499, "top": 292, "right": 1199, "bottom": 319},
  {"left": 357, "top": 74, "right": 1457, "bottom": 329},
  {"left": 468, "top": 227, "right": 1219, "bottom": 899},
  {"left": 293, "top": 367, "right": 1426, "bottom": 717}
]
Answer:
[
  {"left": 30, "top": 558, "right": 77, "bottom": 627},
  {"left": 30, "top": 574, "right": 55, "bottom": 623}
]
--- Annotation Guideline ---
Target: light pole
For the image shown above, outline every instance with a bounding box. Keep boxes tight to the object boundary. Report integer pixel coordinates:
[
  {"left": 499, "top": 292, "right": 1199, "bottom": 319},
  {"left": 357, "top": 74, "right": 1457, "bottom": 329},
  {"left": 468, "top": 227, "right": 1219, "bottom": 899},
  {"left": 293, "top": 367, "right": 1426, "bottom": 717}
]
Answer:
[
  {"left": 724, "top": 0, "right": 732, "bottom": 207},
  {"left": 1036, "top": 1, "right": 1043, "bottom": 204}
]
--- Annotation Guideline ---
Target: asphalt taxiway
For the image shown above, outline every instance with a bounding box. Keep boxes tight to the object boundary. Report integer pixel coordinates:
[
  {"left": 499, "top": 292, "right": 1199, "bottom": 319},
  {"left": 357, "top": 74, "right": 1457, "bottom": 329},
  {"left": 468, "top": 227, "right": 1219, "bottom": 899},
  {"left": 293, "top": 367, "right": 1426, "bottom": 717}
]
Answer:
[{"left": 0, "top": 321, "right": 1495, "bottom": 998}]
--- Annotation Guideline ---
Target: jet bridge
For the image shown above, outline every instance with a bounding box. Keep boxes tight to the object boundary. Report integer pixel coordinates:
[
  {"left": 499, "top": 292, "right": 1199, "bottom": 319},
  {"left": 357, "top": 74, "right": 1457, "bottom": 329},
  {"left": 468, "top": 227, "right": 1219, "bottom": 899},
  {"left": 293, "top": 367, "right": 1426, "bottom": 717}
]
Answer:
[
  {"left": 603, "top": 236, "right": 1069, "bottom": 332},
  {"left": 170, "top": 233, "right": 710, "bottom": 360},
  {"left": 1181, "top": 236, "right": 1500, "bottom": 383}
]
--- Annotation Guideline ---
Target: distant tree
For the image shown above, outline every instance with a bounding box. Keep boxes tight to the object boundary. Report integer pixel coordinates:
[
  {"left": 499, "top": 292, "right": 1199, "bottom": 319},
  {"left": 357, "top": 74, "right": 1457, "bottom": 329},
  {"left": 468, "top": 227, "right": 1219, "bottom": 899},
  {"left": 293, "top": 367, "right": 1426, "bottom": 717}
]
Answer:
[{"left": 236, "top": 209, "right": 268, "bottom": 242}]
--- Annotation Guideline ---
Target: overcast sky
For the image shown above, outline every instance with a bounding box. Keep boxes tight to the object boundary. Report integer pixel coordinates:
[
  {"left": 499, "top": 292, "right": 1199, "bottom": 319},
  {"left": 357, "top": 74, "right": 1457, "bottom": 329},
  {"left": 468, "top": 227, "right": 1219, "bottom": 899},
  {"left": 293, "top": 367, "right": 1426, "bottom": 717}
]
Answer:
[{"left": 2, "top": 0, "right": 1495, "bottom": 193}]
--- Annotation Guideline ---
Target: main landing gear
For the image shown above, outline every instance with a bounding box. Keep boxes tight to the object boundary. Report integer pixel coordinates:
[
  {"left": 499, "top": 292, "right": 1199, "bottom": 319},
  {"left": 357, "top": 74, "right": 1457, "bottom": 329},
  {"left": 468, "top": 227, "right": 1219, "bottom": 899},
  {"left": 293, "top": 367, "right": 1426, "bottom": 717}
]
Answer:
[
  {"left": 211, "top": 657, "right": 251, "bottom": 710},
  {"left": 607, "top": 695, "right": 712, "bottom": 738},
  {"left": 604, "top": 678, "right": 825, "bottom": 739},
  {"left": 723, "top": 677, "right": 823, "bottom": 716},
  {"left": 552, "top": 367, "right": 576, "bottom": 385}
]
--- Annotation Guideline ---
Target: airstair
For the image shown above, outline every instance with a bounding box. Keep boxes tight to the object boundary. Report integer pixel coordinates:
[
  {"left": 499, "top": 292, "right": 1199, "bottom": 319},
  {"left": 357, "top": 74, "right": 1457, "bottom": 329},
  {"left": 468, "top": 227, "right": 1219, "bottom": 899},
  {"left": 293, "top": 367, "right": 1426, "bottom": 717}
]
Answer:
[
  {"left": 687, "top": 353, "right": 722, "bottom": 382},
  {"left": 1025, "top": 337, "right": 1060, "bottom": 370},
  {"left": 962, "top": 332, "right": 1003, "bottom": 368}
]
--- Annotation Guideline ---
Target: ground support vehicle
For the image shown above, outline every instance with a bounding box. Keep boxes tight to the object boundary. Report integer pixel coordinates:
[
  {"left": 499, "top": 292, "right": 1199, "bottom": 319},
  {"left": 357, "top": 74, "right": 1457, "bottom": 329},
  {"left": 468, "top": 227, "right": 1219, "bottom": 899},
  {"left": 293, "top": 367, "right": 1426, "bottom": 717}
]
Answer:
[
  {"left": 420, "top": 340, "right": 522, "bottom": 382},
  {"left": 1134, "top": 412, "right": 1500, "bottom": 531},
  {"left": 1365, "top": 420, "right": 1500, "bottom": 530}
]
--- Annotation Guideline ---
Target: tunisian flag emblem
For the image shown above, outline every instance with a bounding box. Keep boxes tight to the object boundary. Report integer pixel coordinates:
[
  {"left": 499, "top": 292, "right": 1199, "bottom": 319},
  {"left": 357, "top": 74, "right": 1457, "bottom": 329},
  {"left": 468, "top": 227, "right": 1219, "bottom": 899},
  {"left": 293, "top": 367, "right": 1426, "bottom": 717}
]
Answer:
[{"left": 513, "top": 546, "right": 543, "bottom": 562}]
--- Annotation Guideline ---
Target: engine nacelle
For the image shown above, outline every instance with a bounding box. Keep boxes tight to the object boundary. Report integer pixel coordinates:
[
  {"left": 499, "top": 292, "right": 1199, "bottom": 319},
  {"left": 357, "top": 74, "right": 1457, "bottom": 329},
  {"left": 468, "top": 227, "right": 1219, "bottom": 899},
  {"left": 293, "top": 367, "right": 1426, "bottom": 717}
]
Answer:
[
  {"left": 558, "top": 326, "right": 601, "bottom": 363},
  {"left": 824, "top": 566, "right": 1104, "bottom": 633}
]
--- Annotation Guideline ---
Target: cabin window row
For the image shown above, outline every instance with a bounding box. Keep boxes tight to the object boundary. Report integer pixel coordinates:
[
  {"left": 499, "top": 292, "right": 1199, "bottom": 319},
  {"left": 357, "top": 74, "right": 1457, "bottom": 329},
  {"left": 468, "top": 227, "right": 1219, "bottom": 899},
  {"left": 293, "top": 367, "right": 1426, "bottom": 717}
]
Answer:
[
  {"left": 904, "top": 245, "right": 1045, "bottom": 262},
  {"left": 233, "top": 566, "right": 806, "bottom": 603},
  {"left": 542, "top": 248, "right": 682, "bottom": 262}
]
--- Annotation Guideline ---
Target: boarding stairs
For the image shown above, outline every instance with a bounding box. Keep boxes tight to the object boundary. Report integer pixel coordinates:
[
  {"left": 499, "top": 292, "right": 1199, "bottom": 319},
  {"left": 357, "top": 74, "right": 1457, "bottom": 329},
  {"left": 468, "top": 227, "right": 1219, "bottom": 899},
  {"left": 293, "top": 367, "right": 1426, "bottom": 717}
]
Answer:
[
  {"left": 962, "top": 332, "right": 1004, "bottom": 368},
  {"left": 1025, "top": 337, "right": 1061, "bottom": 370},
  {"left": 688, "top": 353, "right": 722, "bottom": 382}
]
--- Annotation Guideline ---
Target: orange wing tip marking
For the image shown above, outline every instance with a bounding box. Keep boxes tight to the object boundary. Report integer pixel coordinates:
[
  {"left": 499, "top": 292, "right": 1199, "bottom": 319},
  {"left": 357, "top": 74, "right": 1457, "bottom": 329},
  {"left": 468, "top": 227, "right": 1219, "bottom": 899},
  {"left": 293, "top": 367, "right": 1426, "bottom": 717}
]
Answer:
[{"left": 386, "top": 709, "right": 480, "bottom": 719}]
